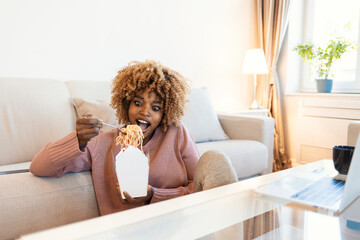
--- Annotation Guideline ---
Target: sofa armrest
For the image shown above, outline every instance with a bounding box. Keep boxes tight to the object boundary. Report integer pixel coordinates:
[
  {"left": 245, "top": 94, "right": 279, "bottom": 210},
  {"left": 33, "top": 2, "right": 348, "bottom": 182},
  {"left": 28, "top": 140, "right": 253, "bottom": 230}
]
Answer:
[
  {"left": 217, "top": 113, "right": 275, "bottom": 174},
  {"left": 348, "top": 121, "right": 360, "bottom": 146},
  {"left": 0, "top": 171, "right": 99, "bottom": 240}
]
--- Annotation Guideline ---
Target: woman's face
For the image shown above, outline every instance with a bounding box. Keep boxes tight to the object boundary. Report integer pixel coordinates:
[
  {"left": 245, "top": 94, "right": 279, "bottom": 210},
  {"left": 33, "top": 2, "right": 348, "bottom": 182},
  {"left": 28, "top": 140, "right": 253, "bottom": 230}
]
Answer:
[{"left": 128, "top": 89, "right": 164, "bottom": 145}]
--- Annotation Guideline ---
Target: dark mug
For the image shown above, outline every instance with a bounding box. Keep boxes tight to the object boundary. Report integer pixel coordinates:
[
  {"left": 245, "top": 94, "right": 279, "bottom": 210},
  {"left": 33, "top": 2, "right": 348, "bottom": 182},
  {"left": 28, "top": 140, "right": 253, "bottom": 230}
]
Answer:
[{"left": 333, "top": 145, "right": 355, "bottom": 175}]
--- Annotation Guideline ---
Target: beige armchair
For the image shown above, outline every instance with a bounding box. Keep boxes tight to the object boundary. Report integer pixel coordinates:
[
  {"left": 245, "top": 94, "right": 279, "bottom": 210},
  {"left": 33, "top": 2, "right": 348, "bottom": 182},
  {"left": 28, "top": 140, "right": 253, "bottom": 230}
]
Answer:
[{"left": 348, "top": 121, "right": 360, "bottom": 146}]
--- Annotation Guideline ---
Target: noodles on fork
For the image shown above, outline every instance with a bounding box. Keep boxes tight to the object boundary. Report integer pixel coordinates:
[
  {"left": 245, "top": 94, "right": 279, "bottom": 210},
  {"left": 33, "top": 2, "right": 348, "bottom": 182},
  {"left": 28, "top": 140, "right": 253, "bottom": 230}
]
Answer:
[{"left": 116, "top": 125, "right": 144, "bottom": 151}]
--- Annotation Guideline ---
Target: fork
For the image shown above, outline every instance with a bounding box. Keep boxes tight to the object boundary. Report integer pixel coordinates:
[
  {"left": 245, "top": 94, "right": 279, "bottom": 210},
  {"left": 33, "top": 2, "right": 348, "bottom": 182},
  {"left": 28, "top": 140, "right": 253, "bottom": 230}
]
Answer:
[
  {"left": 101, "top": 122, "right": 127, "bottom": 134},
  {"left": 82, "top": 114, "right": 127, "bottom": 134}
]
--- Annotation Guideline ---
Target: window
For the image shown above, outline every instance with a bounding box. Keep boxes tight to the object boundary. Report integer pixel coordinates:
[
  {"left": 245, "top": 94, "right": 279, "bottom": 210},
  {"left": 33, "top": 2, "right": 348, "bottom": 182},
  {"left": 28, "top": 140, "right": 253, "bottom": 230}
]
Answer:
[{"left": 300, "top": 0, "right": 360, "bottom": 93}]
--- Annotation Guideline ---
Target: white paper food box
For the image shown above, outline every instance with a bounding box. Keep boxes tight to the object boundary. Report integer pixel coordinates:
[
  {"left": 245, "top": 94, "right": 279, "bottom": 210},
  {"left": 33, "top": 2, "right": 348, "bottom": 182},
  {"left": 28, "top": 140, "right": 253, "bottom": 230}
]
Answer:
[{"left": 115, "top": 145, "right": 149, "bottom": 199}]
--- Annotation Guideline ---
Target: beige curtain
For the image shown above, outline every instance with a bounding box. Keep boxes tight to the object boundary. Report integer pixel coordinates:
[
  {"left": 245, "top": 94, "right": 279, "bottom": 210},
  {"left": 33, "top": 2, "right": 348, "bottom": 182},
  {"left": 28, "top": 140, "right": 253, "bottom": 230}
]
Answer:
[{"left": 256, "top": 0, "right": 292, "bottom": 171}]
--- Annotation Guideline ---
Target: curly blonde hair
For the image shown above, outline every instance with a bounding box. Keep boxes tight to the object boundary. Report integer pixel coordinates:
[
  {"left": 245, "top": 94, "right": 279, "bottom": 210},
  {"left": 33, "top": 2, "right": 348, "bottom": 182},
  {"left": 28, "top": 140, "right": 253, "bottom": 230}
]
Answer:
[{"left": 111, "top": 60, "right": 190, "bottom": 131}]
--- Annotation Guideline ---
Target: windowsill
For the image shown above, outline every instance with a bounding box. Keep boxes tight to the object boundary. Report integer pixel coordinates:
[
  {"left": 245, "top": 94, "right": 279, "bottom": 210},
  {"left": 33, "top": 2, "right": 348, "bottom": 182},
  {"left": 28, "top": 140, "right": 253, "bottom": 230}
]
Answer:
[{"left": 285, "top": 92, "right": 360, "bottom": 98}]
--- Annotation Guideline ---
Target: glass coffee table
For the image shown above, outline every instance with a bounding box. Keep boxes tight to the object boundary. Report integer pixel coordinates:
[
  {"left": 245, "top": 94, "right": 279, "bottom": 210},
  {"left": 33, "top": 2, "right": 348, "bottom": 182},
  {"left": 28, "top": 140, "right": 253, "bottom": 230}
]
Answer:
[{"left": 19, "top": 160, "right": 360, "bottom": 240}]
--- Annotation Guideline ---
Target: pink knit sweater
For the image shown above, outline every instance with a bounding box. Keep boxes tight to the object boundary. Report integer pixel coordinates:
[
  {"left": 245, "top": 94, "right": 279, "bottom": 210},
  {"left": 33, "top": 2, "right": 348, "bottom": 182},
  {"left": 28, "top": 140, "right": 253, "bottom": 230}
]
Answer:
[{"left": 30, "top": 122, "right": 200, "bottom": 215}]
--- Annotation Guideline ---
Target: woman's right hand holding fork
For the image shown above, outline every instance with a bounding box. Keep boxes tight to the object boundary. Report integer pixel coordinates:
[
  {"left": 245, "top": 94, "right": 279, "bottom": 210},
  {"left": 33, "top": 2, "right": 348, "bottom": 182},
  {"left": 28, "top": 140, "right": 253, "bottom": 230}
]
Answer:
[{"left": 76, "top": 114, "right": 102, "bottom": 149}]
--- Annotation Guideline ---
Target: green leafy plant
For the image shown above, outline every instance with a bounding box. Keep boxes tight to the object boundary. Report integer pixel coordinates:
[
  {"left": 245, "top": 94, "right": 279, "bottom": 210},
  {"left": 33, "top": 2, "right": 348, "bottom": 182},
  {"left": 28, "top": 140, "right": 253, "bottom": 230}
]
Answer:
[{"left": 294, "top": 36, "right": 357, "bottom": 79}]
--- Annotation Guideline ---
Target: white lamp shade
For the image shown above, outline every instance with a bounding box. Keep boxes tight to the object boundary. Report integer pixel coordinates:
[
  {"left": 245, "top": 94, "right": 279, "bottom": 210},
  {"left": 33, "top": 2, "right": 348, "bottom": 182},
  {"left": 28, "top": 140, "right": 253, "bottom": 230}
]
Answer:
[{"left": 242, "top": 49, "right": 268, "bottom": 74}]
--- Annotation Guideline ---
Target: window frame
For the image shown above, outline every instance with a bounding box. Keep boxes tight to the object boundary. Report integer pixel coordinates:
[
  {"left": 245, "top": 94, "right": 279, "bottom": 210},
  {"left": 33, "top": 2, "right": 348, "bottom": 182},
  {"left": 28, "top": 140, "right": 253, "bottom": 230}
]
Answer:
[{"left": 298, "top": 0, "right": 360, "bottom": 93}]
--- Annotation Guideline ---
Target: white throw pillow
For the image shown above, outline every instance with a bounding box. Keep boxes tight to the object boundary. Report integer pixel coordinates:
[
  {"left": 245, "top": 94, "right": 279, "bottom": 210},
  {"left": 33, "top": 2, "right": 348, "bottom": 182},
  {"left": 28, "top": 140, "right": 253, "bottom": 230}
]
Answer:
[
  {"left": 182, "top": 88, "right": 228, "bottom": 143},
  {"left": 71, "top": 97, "right": 119, "bottom": 131}
]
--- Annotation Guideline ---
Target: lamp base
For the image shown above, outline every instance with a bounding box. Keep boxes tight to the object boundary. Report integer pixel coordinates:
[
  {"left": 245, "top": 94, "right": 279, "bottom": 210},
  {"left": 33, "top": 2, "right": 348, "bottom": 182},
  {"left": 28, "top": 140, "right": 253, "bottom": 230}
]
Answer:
[{"left": 250, "top": 99, "right": 262, "bottom": 110}]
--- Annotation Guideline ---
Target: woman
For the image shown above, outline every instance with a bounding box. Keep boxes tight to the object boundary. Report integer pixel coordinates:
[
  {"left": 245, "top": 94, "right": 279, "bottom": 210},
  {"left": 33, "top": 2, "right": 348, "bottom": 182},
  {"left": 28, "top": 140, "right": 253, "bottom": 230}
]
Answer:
[{"left": 30, "top": 60, "right": 237, "bottom": 215}]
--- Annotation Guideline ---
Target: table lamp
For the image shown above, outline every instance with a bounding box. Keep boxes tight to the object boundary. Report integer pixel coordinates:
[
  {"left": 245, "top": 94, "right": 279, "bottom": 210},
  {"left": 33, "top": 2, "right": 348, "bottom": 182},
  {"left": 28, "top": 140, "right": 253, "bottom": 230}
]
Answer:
[{"left": 242, "top": 49, "right": 268, "bottom": 109}]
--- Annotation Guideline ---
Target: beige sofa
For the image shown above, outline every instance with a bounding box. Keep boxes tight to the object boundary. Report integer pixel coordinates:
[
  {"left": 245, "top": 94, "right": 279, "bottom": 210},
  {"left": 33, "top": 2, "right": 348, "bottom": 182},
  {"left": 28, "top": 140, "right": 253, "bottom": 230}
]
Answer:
[{"left": 0, "top": 78, "right": 275, "bottom": 240}]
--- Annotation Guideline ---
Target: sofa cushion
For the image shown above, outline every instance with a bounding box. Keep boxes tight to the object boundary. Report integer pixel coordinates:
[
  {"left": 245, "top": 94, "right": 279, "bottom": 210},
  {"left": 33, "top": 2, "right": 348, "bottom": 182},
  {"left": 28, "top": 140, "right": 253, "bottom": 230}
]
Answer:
[
  {"left": 0, "top": 78, "right": 76, "bottom": 166},
  {"left": 66, "top": 81, "right": 119, "bottom": 131},
  {"left": 182, "top": 88, "right": 228, "bottom": 143},
  {"left": 196, "top": 140, "right": 268, "bottom": 178},
  {"left": 0, "top": 171, "right": 99, "bottom": 240},
  {"left": 0, "top": 162, "right": 31, "bottom": 173},
  {"left": 71, "top": 97, "right": 119, "bottom": 131}
]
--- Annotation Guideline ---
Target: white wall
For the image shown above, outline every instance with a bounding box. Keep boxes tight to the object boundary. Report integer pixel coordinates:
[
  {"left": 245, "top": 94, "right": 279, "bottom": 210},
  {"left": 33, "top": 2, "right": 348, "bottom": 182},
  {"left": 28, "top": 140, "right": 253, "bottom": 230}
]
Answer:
[{"left": 0, "top": 0, "right": 257, "bottom": 111}]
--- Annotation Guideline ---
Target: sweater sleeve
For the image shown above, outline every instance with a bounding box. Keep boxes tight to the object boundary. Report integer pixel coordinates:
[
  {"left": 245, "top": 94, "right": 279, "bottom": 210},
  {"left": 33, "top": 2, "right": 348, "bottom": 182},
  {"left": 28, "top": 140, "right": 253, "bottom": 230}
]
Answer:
[
  {"left": 150, "top": 181, "right": 194, "bottom": 203},
  {"left": 29, "top": 131, "right": 92, "bottom": 177},
  {"left": 150, "top": 123, "right": 200, "bottom": 203}
]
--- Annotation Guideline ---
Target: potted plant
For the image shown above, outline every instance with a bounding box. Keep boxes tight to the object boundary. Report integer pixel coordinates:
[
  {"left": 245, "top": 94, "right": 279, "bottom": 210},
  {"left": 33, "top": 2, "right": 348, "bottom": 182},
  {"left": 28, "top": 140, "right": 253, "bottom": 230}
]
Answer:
[{"left": 294, "top": 36, "right": 357, "bottom": 93}]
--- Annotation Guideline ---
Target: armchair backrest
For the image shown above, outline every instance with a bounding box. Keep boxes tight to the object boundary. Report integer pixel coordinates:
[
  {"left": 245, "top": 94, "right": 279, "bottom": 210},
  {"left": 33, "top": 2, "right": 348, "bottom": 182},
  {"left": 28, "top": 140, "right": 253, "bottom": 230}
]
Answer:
[{"left": 348, "top": 121, "right": 360, "bottom": 146}]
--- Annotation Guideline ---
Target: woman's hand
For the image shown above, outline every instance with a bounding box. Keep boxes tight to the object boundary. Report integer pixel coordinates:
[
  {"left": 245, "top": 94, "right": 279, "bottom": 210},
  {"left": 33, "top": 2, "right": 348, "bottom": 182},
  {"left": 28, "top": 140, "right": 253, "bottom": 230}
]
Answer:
[
  {"left": 118, "top": 185, "right": 154, "bottom": 205},
  {"left": 76, "top": 115, "right": 102, "bottom": 148}
]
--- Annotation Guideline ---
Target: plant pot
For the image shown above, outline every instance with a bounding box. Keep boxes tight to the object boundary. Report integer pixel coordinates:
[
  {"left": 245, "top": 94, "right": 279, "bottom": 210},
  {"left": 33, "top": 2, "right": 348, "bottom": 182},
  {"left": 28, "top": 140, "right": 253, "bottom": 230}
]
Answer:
[{"left": 316, "top": 79, "right": 333, "bottom": 93}]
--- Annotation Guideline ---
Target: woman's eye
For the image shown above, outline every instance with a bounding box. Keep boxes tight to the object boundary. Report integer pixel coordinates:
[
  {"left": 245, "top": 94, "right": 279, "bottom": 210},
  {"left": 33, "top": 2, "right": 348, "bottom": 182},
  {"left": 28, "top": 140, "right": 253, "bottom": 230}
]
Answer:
[
  {"left": 152, "top": 106, "right": 160, "bottom": 111},
  {"left": 134, "top": 101, "right": 142, "bottom": 106}
]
